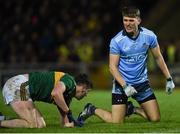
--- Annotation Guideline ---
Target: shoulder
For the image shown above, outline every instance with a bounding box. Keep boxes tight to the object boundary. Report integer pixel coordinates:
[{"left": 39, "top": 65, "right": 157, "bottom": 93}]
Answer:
[
  {"left": 140, "top": 27, "right": 157, "bottom": 37},
  {"left": 61, "top": 74, "right": 76, "bottom": 99},
  {"left": 60, "top": 73, "right": 76, "bottom": 88},
  {"left": 61, "top": 73, "right": 74, "bottom": 81},
  {"left": 111, "top": 30, "right": 126, "bottom": 43}
]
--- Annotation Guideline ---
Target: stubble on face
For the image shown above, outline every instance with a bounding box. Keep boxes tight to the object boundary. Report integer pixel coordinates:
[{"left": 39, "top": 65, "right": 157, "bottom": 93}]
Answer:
[{"left": 123, "top": 16, "right": 140, "bottom": 37}]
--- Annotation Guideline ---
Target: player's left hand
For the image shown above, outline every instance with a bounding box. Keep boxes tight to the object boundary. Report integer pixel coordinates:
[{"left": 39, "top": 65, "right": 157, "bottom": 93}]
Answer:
[
  {"left": 67, "top": 110, "right": 84, "bottom": 127},
  {"left": 67, "top": 110, "right": 74, "bottom": 122},
  {"left": 64, "top": 122, "right": 74, "bottom": 128},
  {"left": 166, "top": 77, "right": 175, "bottom": 94}
]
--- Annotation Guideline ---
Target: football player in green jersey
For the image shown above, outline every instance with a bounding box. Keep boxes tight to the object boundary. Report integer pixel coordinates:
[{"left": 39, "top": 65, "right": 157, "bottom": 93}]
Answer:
[{"left": 0, "top": 71, "right": 93, "bottom": 128}]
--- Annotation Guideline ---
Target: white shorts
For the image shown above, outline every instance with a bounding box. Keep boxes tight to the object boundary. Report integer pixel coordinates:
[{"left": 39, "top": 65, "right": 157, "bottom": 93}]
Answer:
[{"left": 2, "top": 75, "right": 32, "bottom": 105}]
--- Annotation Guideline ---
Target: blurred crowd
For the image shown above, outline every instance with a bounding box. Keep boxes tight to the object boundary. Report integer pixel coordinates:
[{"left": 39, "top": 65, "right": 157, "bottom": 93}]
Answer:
[
  {"left": 161, "top": 39, "right": 180, "bottom": 65},
  {"left": 0, "top": 0, "right": 122, "bottom": 64},
  {"left": 0, "top": 0, "right": 179, "bottom": 65}
]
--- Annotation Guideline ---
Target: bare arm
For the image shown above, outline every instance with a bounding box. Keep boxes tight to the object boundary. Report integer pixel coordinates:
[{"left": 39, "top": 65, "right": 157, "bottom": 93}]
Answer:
[
  {"left": 109, "top": 54, "right": 126, "bottom": 87},
  {"left": 51, "top": 81, "right": 69, "bottom": 113},
  {"left": 57, "top": 106, "right": 74, "bottom": 127},
  {"left": 51, "top": 82, "right": 74, "bottom": 127},
  {"left": 151, "top": 44, "right": 171, "bottom": 79}
]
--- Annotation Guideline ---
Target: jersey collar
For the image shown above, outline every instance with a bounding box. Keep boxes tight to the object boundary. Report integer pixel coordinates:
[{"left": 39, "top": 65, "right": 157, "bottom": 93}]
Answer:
[{"left": 122, "top": 27, "right": 143, "bottom": 40}]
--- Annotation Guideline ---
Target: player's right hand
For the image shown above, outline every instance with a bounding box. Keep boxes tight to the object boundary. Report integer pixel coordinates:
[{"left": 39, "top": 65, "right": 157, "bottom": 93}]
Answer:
[{"left": 124, "top": 85, "right": 137, "bottom": 97}]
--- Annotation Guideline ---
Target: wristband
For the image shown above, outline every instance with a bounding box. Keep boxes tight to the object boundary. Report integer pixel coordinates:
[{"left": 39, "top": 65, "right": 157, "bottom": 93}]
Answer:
[
  {"left": 167, "top": 77, "right": 172, "bottom": 81},
  {"left": 122, "top": 84, "right": 127, "bottom": 89}
]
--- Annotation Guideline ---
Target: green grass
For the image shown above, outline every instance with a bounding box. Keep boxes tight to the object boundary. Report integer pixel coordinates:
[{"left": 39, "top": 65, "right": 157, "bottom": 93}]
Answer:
[{"left": 0, "top": 88, "right": 180, "bottom": 133}]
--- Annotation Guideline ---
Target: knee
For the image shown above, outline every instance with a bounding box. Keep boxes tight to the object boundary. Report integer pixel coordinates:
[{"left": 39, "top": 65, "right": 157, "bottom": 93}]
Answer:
[
  {"left": 149, "top": 115, "right": 160, "bottom": 122},
  {"left": 112, "top": 118, "right": 124, "bottom": 124},
  {"left": 112, "top": 120, "right": 124, "bottom": 124},
  {"left": 27, "top": 118, "right": 46, "bottom": 128},
  {"left": 27, "top": 122, "right": 38, "bottom": 128},
  {"left": 37, "top": 123, "right": 46, "bottom": 128},
  {"left": 28, "top": 122, "right": 46, "bottom": 128},
  {"left": 37, "top": 118, "right": 46, "bottom": 128}
]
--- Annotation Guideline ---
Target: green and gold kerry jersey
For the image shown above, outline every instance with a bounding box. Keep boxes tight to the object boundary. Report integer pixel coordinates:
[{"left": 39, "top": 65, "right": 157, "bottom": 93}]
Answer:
[{"left": 28, "top": 71, "right": 76, "bottom": 104}]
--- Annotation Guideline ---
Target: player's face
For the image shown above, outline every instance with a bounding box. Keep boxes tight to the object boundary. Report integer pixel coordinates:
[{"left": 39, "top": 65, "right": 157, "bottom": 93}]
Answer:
[
  {"left": 123, "top": 16, "right": 141, "bottom": 36},
  {"left": 75, "top": 84, "right": 89, "bottom": 100}
]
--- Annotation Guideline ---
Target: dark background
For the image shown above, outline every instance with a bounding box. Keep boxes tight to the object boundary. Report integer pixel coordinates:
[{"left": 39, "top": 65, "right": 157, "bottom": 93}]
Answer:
[{"left": 0, "top": 0, "right": 179, "bottom": 88}]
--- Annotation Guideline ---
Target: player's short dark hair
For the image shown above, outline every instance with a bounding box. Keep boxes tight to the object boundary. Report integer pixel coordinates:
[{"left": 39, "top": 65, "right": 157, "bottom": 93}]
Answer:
[
  {"left": 75, "top": 74, "right": 93, "bottom": 89},
  {"left": 122, "top": 6, "right": 140, "bottom": 18}
]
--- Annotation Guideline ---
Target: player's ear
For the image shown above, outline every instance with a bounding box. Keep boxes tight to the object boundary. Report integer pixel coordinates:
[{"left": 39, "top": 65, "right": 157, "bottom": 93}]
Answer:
[{"left": 137, "top": 17, "right": 141, "bottom": 25}]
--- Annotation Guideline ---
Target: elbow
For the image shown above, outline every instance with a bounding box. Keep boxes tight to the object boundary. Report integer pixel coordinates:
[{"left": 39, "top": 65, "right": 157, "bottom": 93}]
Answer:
[
  {"left": 109, "top": 64, "right": 117, "bottom": 74},
  {"left": 51, "top": 94, "right": 58, "bottom": 105},
  {"left": 51, "top": 89, "right": 63, "bottom": 99},
  {"left": 155, "top": 54, "right": 163, "bottom": 61},
  {"left": 51, "top": 91, "right": 57, "bottom": 98},
  {"left": 109, "top": 65, "right": 113, "bottom": 74},
  {"left": 51, "top": 91, "right": 59, "bottom": 103}
]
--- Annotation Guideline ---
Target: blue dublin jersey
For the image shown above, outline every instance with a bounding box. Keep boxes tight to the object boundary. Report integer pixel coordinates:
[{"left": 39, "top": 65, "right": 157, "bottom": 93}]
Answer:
[{"left": 109, "top": 27, "right": 158, "bottom": 85}]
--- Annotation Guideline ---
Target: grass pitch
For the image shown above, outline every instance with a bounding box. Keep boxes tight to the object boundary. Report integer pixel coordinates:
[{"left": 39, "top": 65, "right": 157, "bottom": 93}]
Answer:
[{"left": 0, "top": 88, "right": 180, "bottom": 133}]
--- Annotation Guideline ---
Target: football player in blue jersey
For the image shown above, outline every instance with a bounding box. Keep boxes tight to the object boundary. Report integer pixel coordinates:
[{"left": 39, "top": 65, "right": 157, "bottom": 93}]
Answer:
[{"left": 78, "top": 6, "right": 175, "bottom": 124}]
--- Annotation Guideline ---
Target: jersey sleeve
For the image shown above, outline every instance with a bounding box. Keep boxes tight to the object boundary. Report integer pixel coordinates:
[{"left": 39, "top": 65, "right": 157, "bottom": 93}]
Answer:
[
  {"left": 60, "top": 74, "right": 76, "bottom": 94},
  {"left": 60, "top": 74, "right": 76, "bottom": 107},
  {"left": 149, "top": 32, "right": 158, "bottom": 48},
  {"left": 109, "top": 39, "right": 120, "bottom": 55}
]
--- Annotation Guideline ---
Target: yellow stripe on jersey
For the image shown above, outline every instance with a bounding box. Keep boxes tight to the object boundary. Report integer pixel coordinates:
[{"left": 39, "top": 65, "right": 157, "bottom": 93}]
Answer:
[{"left": 54, "top": 72, "right": 65, "bottom": 86}]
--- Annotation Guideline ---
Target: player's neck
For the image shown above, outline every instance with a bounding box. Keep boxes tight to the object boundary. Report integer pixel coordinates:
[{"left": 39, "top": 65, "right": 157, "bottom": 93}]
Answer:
[
  {"left": 132, "top": 29, "right": 139, "bottom": 38},
  {"left": 125, "top": 29, "right": 139, "bottom": 39}
]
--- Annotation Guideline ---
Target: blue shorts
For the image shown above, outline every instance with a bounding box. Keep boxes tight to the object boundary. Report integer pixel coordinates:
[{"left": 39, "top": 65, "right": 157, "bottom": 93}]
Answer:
[{"left": 112, "top": 80, "right": 156, "bottom": 104}]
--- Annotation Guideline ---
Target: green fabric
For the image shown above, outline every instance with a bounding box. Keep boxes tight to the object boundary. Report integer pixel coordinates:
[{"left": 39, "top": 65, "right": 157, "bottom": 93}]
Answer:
[
  {"left": 60, "top": 74, "right": 76, "bottom": 106},
  {"left": 29, "top": 72, "right": 76, "bottom": 104},
  {"left": 60, "top": 74, "right": 76, "bottom": 96},
  {"left": 29, "top": 72, "right": 54, "bottom": 103}
]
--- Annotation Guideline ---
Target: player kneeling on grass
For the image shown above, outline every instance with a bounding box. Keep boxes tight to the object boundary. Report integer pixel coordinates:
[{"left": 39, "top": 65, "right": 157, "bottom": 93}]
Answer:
[
  {"left": 0, "top": 71, "right": 92, "bottom": 128},
  {"left": 77, "top": 6, "right": 175, "bottom": 124}
]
